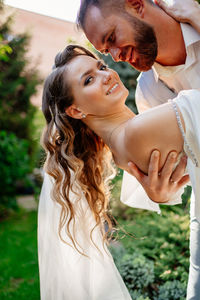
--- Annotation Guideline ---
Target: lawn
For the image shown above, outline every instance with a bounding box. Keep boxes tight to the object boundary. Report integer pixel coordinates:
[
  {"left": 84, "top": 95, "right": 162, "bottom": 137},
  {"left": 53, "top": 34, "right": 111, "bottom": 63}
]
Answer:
[{"left": 0, "top": 210, "right": 39, "bottom": 300}]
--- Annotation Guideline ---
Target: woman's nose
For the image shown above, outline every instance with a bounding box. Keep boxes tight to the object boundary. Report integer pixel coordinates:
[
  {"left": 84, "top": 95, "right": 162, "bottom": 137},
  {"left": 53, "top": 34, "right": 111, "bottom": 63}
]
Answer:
[{"left": 103, "top": 72, "right": 112, "bottom": 85}]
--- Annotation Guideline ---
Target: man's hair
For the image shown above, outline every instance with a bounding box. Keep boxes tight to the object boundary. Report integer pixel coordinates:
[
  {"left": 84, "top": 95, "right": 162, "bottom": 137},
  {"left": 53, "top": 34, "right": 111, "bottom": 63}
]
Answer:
[
  {"left": 77, "top": 0, "right": 154, "bottom": 30},
  {"left": 77, "top": 0, "right": 124, "bottom": 30}
]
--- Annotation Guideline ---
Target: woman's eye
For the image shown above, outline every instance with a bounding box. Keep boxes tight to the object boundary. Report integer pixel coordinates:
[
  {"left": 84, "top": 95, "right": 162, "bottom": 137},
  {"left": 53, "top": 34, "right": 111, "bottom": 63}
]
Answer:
[
  {"left": 100, "top": 64, "right": 107, "bottom": 71},
  {"left": 84, "top": 76, "right": 93, "bottom": 85}
]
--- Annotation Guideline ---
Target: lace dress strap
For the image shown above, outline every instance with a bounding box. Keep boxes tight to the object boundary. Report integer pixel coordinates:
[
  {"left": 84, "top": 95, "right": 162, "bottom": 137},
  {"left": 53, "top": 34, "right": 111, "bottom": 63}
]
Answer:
[{"left": 170, "top": 100, "right": 199, "bottom": 167}]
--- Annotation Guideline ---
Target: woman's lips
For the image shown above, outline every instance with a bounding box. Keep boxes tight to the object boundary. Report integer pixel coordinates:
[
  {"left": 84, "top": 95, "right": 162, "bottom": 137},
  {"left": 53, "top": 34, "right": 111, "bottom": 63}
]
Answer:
[{"left": 106, "top": 83, "right": 119, "bottom": 95}]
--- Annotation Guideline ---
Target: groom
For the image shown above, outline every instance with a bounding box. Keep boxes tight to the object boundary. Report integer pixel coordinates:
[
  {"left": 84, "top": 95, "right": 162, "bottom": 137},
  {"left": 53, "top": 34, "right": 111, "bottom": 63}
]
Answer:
[
  {"left": 77, "top": 0, "right": 200, "bottom": 299},
  {"left": 76, "top": 0, "right": 200, "bottom": 203}
]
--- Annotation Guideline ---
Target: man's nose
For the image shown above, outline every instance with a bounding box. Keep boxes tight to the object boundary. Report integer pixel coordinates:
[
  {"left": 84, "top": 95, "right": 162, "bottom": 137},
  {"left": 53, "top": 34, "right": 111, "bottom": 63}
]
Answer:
[{"left": 109, "top": 47, "right": 121, "bottom": 62}]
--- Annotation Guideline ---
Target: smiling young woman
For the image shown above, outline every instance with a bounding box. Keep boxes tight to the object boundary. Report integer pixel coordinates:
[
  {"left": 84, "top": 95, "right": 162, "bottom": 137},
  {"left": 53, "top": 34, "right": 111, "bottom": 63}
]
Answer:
[{"left": 38, "top": 44, "right": 200, "bottom": 300}]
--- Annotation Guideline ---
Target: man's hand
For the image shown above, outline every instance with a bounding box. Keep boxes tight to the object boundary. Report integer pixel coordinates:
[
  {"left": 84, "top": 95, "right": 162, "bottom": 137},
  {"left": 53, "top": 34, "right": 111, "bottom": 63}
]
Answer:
[
  {"left": 127, "top": 150, "right": 190, "bottom": 203},
  {"left": 155, "top": 0, "right": 200, "bottom": 33}
]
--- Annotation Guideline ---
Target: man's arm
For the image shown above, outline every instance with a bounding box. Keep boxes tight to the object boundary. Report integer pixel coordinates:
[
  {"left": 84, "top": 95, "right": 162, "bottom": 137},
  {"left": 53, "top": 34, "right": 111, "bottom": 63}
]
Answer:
[
  {"left": 127, "top": 71, "right": 189, "bottom": 204},
  {"left": 155, "top": 0, "right": 200, "bottom": 34}
]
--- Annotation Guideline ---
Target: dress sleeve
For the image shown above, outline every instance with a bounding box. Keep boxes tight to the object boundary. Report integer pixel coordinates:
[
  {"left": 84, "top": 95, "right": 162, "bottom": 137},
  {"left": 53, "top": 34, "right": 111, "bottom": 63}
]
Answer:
[
  {"left": 172, "top": 89, "right": 200, "bottom": 167},
  {"left": 171, "top": 89, "right": 200, "bottom": 222}
]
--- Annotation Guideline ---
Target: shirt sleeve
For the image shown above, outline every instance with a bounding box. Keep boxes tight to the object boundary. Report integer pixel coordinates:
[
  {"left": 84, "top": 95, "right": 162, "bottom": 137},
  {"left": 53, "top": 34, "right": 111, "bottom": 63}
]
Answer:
[{"left": 136, "top": 69, "right": 177, "bottom": 113}]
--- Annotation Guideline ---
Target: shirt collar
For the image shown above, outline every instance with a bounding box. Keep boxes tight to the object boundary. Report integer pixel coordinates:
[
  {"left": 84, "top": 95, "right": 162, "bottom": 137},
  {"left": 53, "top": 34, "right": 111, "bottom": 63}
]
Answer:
[{"left": 152, "top": 23, "right": 200, "bottom": 81}]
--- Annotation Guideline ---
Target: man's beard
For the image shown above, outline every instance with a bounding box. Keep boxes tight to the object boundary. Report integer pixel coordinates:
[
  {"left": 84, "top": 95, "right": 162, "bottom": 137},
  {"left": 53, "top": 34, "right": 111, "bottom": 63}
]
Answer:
[{"left": 127, "top": 14, "right": 158, "bottom": 71}]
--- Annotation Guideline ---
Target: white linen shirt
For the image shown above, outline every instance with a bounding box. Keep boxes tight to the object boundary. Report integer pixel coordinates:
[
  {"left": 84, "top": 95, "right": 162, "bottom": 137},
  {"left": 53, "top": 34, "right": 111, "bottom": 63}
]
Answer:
[{"left": 120, "top": 23, "right": 200, "bottom": 213}]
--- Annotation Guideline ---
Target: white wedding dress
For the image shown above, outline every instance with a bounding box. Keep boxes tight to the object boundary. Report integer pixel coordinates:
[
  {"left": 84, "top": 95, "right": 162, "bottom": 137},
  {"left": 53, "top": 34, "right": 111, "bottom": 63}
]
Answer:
[
  {"left": 38, "top": 173, "right": 132, "bottom": 300},
  {"left": 38, "top": 89, "right": 200, "bottom": 300}
]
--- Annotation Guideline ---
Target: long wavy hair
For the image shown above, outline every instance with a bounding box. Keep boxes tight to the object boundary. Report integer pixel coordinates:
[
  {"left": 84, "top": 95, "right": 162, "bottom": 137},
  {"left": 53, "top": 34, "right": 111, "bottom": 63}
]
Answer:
[{"left": 42, "top": 45, "right": 115, "bottom": 254}]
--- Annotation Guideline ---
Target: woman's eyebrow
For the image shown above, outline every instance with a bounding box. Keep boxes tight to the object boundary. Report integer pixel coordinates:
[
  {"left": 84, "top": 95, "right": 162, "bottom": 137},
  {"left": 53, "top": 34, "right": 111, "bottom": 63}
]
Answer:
[{"left": 79, "top": 60, "right": 102, "bottom": 82}]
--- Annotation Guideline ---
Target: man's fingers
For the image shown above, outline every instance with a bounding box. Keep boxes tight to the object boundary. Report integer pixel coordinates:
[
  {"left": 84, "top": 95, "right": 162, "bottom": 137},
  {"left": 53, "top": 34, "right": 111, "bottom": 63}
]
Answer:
[
  {"left": 170, "top": 155, "right": 187, "bottom": 182},
  {"left": 160, "top": 151, "right": 177, "bottom": 183},
  {"left": 128, "top": 161, "right": 145, "bottom": 183},
  {"left": 148, "top": 150, "right": 160, "bottom": 184},
  {"left": 177, "top": 174, "right": 190, "bottom": 187}
]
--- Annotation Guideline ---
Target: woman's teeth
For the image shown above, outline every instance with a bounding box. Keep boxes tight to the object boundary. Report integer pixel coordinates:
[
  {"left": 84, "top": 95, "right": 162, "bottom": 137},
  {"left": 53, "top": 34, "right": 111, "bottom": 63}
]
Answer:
[{"left": 106, "top": 83, "right": 119, "bottom": 95}]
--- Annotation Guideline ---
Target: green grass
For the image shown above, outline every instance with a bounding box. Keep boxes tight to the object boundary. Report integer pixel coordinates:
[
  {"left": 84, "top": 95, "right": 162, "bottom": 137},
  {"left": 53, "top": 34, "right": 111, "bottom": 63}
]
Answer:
[{"left": 0, "top": 211, "right": 39, "bottom": 300}]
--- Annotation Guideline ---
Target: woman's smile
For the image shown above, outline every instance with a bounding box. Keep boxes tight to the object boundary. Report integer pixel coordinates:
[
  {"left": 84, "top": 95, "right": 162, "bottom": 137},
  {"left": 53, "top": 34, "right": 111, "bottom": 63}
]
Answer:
[{"left": 106, "top": 83, "right": 120, "bottom": 95}]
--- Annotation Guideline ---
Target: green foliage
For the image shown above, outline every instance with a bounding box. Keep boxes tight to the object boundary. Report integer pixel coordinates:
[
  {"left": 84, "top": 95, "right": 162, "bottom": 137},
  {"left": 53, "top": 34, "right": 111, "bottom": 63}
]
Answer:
[
  {"left": 110, "top": 172, "right": 190, "bottom": 299},
  {"left": 0, "top": 131, "right": 31, "bottom": 214},
  {"left": 0, "top": 35, "right": 12, "bottom": 61},
  {"left": 111, "top": 245, "right": 154, "bottom": 297},
  {"left": 120, "top": 253, "right": 154, "bottom": 290},
  {"left": 155, "top": 280, "right": 186, "bottom": 300},
  {"left": 0, "top": 1, "right": 42, "bottom": 165},
  {"left": 110, "top": 244, "right": 154, "bottom": 298},
  {"left": 130, "top": 290, "right": 150, "bottom": 300},
  {"left": 118, "top": 208, "right": 189, "bottom": 281},
  {"left": 0, "top": 211, "right": 39, "bottom": 299}
]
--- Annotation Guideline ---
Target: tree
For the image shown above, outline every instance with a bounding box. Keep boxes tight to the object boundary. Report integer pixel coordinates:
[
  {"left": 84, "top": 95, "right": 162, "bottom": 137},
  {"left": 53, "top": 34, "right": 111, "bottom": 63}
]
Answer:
[
  {"left": 0, "top": 0, "right": 42, "bottom": 162},
  {"left": 0, "top": 0, "right": 42, "bottom": 214}
]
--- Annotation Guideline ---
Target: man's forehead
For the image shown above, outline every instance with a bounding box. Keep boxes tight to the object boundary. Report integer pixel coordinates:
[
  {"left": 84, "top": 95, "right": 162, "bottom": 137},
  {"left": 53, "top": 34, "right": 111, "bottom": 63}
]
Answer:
[{"left": 84, "top": 5, "right": 110, "bottom": 50}]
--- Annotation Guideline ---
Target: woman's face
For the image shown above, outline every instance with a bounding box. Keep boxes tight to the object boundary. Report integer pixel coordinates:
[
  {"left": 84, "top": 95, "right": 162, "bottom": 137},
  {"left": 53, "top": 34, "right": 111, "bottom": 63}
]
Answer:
[{"left": 65, "top": 55, "right": 128, "bottom": 117}]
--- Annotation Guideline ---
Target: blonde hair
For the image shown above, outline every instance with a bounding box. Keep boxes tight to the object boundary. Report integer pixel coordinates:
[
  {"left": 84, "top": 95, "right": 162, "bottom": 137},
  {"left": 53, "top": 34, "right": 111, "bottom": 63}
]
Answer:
[{"left": 42, "top": 45, "right": 116, "bottom": 254}]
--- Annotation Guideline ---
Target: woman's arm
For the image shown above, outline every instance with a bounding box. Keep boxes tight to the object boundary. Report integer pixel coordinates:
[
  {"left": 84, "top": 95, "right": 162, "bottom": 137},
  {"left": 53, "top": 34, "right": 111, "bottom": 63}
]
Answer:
[
  {"left": 125, "top": 102, "right": 184, "bottom": 173},
  {"left": 125, "top": 101, "right": 189, "bottom": 203},
  {"left": 156, "top": 0, "right": 200, "bottom": 33}
]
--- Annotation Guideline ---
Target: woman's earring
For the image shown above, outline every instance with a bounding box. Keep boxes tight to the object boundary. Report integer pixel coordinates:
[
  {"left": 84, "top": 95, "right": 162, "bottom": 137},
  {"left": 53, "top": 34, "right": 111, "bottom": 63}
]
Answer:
[{"left": 82, "top": 113, "right": 86, "bottom": 119}]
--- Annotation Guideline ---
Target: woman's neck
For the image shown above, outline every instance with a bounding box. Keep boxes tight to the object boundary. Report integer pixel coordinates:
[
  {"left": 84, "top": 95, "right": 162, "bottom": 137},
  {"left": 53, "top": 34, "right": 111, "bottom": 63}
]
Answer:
[{"left": 84, "top": 105, "right": 135, "bottom": 148}]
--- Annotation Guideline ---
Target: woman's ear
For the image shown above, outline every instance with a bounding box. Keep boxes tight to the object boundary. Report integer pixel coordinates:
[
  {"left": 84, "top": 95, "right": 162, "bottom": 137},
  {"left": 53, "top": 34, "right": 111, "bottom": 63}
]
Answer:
[
  {"left": 65, "top": 105, "right": 84, "bottom": 119},
  {"left": 125, "top": 0, "right": 145, "bottom": 18}
]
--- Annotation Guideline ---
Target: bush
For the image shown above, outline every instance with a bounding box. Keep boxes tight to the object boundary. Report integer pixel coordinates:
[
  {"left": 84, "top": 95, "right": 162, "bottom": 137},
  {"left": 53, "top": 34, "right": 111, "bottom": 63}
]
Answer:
[
  {"left": 110, "top": 172, "right": 190, "bottom": 298},
  {"left": 0, "top": 131, "right": 31, "bottom": 215},
  {"left": 110, "top": 245, "right": 155, "bottom": 297},
  {"left": 155, "top": 280, "right": 186, "bottom": 300},
  {"left": 119, "top": 253, "right": 154, "bottom": 291},
  {"left": 130, "top": 290, "right": 150, "bottom": 300}
]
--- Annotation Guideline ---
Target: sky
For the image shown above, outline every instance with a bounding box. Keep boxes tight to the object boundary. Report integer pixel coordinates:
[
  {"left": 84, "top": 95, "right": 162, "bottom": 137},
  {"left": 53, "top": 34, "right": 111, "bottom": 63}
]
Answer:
[{"left": 4, "top": 0, "right": 81, "bottom": 23}]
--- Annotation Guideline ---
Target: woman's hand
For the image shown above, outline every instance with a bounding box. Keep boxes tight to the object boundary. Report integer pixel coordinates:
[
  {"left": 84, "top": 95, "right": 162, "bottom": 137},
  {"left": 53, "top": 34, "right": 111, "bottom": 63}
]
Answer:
[
  {"left": 155, "top": 0, "right": 200, "bottom": 33},
  {"left": 128, "top": 150, "right": 190, "bottom": 204}
]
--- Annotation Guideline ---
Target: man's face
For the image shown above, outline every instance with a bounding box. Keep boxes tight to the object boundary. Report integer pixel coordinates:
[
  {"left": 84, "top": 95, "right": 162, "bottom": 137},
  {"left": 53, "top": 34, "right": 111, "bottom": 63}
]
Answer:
[{"left": 83, "top": 6, "right": 158, "bottom": 71}]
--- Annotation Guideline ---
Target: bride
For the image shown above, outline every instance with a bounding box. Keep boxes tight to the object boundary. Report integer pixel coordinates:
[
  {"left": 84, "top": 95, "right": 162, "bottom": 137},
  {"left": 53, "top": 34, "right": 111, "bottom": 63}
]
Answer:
[
  {"left": 38, "top": 1, "right": 200, "bottom": 299},
  {"left": 38, "top": 43, "right": 199, "bottom": 299}
]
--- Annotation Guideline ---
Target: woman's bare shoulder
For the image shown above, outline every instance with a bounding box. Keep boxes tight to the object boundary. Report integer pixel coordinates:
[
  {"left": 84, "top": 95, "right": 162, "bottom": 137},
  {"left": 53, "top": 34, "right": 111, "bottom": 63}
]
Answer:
[{"left": 124, "top": 102, "right": 184, "bottom": 173}]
